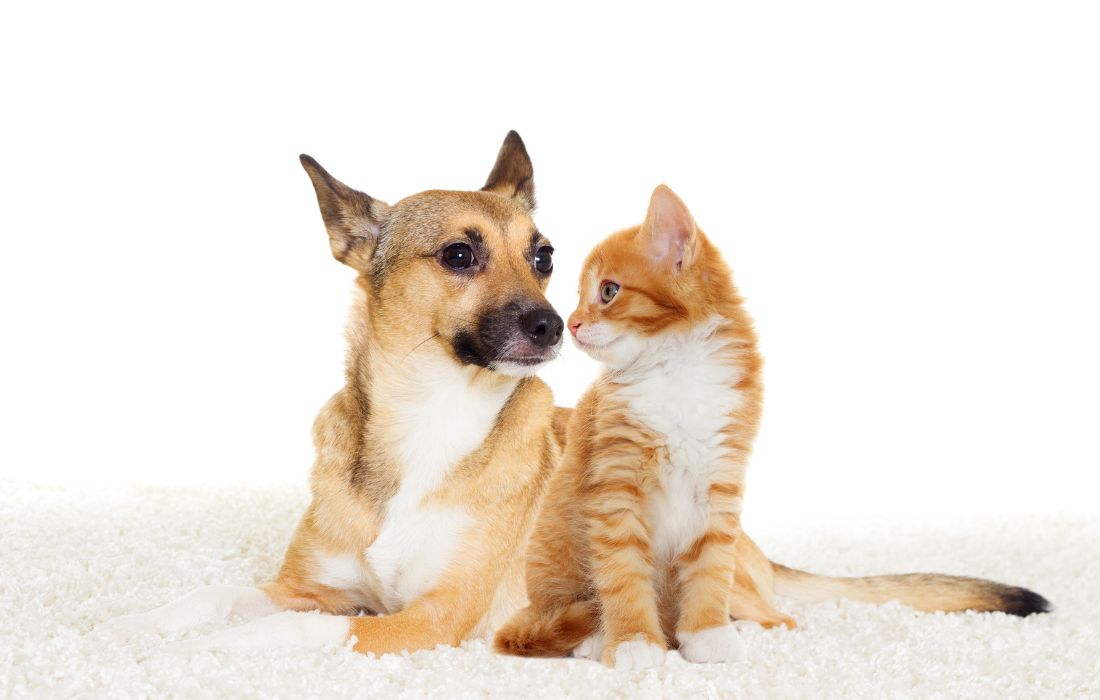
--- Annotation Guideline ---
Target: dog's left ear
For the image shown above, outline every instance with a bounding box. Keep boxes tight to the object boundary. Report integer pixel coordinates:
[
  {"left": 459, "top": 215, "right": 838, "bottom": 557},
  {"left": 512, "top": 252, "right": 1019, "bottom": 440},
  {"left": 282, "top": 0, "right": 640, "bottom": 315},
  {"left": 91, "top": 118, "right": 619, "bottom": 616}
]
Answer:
[
  {"left": 482, "top": 130, "right": 535, "bottom": 211},
  {"left": 300, "top": 154, "right": 390, "bottom": 272}
]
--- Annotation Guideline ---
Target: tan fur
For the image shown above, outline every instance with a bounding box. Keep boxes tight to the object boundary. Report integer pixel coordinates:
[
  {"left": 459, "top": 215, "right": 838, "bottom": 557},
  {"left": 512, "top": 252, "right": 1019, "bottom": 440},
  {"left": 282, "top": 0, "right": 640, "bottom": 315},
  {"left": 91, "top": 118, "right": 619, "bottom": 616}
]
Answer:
[
  {"left": 494, "top": 185, "right": 1048, "bottom": 664},
  {"left": 275, "top": 133, "right": 567, "bottom": 653},
  {"left": 270, "top": 368, "right": 558, "bottom": 651},
  {"left": 132, "top": 132, "right": 567, "bottom": 655}
]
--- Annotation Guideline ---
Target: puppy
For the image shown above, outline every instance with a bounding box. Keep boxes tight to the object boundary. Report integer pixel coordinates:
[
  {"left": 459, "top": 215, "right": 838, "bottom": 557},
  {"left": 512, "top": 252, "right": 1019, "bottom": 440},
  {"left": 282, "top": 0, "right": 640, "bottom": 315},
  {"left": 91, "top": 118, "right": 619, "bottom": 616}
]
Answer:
[{"left": 102, "top": 131, "right": 567, "bottom": 655}]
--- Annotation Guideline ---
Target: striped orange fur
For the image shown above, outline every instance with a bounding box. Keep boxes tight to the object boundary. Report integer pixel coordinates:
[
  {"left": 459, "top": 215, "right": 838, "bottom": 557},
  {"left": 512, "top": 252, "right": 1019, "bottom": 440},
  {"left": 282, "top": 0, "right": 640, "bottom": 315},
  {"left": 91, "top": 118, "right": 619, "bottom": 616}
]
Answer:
[
  {"left": 496, "top": 185, "right": 771, "bottom": 667},
  {"left": 494, "top": 185, "right": 1050, "bottom": 668}
]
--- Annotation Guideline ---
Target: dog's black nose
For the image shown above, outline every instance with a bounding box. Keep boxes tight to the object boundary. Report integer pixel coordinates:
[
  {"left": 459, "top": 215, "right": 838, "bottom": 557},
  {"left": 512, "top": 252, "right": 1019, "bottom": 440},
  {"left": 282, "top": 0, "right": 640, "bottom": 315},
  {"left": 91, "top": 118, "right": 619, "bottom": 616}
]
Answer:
[{"left": 520, "top": 308, "right": 564, "bottom": 348}]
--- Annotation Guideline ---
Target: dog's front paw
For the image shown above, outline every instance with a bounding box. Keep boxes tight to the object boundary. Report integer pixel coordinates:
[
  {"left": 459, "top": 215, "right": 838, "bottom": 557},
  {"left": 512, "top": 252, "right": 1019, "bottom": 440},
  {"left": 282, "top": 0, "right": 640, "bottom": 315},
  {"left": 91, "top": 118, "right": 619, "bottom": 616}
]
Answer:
[
  {"left": 572, "top": 630, "right": 604, "bottom": 660},
  {"left": 601, "top": 635, "right": 666, "bottom": 670},
  {"left": 162, "top": 611, "right": 350, "bottom": 654},
  {"left": 676, "top": 624, "right": 746, "bottom": 663},
  {"left": 96, "top": 613, "right": 160, "bottom": 642}
]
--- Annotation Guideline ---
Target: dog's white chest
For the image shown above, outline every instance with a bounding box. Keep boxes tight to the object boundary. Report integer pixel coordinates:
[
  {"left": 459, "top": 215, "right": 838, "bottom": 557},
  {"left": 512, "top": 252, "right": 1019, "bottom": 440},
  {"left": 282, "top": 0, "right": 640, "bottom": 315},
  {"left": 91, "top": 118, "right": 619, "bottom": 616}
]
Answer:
[
  {"left": 314, "top": 499, "right": 472, "bottom": 614},
  {"left": 364, "top": 498, "right": 473, "bottom": 612},
  {"left": 316, "top": 361, "right": 513, "bottom": 612},
  {"left": 616, "top": 321, "right": 743, "bottom": 560}
]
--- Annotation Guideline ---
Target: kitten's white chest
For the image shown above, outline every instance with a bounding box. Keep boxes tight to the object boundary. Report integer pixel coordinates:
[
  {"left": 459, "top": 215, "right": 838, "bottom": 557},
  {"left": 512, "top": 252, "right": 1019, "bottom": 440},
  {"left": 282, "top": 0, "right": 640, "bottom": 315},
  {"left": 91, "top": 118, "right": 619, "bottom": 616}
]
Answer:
[{"left": 616, "top": 320, "right": 743, "bottom": 560}]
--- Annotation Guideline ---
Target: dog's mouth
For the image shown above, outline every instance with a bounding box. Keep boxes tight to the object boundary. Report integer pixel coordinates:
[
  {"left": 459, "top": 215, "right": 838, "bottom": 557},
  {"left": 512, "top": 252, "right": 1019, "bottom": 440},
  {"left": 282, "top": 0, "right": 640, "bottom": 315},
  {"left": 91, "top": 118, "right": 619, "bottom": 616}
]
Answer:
[
  {"left": 495, "top": 343, "right": 562, "bottom": 366},
  {"left": 502, "top": 356, "right": 543, "bottom": 365},
  {"left": 451, "top": 332, "right": 562, "bottom": 370},
  {"left": 490, "top": 342, "right": 562, "bottom": 378}
]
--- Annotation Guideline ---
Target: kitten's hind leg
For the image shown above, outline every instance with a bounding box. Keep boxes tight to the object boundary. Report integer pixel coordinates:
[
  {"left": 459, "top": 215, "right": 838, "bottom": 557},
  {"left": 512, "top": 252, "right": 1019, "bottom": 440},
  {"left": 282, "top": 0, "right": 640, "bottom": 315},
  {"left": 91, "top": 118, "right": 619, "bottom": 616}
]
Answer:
[
  {"left": 728, "top": 588, "right": 796, "bottom": 630},
  {"left": 572, "top": 628, "right": 604, "bottom": 660},
  {"left": 727, "top": 531, "right": 797, "bottom": 629},
  {"left": 493, "top": 599, "right": 599, "bottom": 658}
]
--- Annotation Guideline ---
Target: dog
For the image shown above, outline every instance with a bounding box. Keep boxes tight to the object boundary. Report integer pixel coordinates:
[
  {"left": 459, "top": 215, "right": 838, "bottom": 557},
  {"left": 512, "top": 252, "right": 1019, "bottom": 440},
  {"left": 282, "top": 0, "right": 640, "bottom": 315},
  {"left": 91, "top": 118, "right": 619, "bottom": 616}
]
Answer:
[{"left": 101, "top": 131, "right": 569, "bottom": 655}]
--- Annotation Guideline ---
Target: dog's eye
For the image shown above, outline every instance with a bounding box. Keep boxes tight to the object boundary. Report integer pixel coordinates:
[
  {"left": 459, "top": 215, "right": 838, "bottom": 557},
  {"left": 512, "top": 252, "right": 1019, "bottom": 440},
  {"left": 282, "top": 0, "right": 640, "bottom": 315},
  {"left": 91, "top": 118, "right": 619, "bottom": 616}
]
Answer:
[
  {"left": 533, "top": 246, "right": 554, "bottom": 274},
  {"left": 600, "top": 281, "right": 620, "bottom": 303},
  {"left": 441, "top": 243, "right": 476, "bottom": 270}
]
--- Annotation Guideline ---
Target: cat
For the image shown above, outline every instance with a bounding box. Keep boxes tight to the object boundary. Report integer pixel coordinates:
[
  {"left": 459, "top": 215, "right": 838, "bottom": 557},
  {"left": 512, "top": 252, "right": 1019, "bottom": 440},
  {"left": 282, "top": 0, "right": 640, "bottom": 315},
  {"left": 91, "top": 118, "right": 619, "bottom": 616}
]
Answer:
[{"left": 493, "top": 184, "right": 1049, "bottom": 670}]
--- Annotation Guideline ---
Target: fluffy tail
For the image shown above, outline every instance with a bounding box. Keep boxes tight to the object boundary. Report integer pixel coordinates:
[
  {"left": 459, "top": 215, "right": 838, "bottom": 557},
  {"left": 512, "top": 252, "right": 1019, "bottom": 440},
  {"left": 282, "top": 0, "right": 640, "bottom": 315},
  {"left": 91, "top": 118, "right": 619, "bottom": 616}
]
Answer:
[
  {"left": 771, "top": 563, "right": 1051, "bottom": 616},
  {"left": 493, "top": 599, "right": 598, "bottom": 658}
]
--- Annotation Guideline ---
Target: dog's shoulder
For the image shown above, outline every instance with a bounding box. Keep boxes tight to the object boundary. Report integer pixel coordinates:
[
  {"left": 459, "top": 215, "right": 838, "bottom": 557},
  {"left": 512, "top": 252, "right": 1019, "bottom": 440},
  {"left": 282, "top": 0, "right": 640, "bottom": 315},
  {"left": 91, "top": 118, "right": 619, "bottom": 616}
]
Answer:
[{"left": 494, "top": 376, "right": 556, "bottom": 436}]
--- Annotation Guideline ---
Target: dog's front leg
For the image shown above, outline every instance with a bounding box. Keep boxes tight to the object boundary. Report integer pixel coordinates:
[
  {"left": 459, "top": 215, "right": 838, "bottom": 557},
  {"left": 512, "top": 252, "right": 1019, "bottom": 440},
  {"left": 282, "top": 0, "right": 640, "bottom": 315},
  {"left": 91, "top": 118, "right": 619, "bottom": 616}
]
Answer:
[
  {"left": 98, "top": 585, "right": 281, "bottom": 641},
  {"left": 158, "top": 592, "right": 464, "bottom": 656},
  {"left": 162, "top": 527, "right": 515, "bottom": 656},
  {"left": 345, "top": 583, "right": 490, "bottom": 655}
]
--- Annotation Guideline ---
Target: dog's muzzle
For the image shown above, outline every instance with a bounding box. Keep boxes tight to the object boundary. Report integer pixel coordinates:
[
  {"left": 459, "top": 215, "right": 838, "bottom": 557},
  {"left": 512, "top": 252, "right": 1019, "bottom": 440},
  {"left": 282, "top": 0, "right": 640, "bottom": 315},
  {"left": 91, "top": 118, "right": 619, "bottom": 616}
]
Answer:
[{"left": 449, "top": 301, "right": 564, "bottom": 373}]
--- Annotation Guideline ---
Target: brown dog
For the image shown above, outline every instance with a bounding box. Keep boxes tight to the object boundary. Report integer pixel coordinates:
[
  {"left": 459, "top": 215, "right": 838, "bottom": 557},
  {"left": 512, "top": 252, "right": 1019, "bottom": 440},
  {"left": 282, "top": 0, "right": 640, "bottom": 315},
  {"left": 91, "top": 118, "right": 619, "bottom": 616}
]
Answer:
[{"left": 101, "top": 131, "right": 568, "bottom": 655}]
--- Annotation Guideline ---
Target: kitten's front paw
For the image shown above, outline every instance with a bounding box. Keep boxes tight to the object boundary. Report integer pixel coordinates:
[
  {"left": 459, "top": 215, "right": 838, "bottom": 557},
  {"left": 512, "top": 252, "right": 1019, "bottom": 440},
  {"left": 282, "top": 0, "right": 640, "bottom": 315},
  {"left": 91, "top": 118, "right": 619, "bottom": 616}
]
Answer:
[
  {"left": 572, "top": 631, "right": 604, "bottom": 660},
  {"left": 676, "top": 624, "right": 746, "bottom": 663},
  {"left": 602, "top": 636, "right": 667, "bottom": 670}
]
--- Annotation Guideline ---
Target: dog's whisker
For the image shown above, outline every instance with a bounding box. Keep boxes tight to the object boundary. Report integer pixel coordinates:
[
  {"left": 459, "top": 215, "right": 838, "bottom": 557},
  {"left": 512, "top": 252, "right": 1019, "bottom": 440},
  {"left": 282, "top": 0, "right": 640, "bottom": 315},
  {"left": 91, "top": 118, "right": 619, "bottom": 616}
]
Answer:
[
  {"left": 403, "top": 332, "right": 441, "bottom": 361},
  {"left": 444, "top": 313, "right": 479, "bottom": 326}
]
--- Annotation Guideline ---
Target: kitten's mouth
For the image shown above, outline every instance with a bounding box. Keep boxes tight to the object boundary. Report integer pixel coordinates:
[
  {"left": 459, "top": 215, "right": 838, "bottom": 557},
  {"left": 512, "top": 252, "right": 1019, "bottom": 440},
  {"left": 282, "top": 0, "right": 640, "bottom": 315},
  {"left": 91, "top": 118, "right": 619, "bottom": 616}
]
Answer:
[{"left": 572, "top": 335, "right": 622, "bottom": 351}]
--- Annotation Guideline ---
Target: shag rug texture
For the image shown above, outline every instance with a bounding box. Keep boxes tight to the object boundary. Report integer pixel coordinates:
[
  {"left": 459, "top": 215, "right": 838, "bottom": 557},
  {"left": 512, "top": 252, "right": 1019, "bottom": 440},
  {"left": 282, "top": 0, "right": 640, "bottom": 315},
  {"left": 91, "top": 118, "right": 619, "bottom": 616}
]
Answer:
[{"left": 2, "top": 480, "right": 1097, "bottom": 699}]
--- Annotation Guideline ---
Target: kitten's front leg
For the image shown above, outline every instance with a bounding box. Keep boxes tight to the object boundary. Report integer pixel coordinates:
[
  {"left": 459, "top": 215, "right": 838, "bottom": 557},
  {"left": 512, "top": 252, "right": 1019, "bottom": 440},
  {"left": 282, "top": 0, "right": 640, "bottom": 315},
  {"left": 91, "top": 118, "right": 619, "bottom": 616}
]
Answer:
[
  {"left": 585, "top": 474, "right": 667, "bottom": 670},
  {"left": 674, "top": 481, "right": 747, "bottom": 664}
]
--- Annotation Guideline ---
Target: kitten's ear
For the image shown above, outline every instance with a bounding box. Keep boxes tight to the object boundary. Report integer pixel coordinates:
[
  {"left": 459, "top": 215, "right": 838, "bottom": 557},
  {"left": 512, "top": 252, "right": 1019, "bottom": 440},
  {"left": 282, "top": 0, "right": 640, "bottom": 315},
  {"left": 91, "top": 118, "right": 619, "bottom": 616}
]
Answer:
[
  {"left": 639, "top": 184, "right": 698, "bottom": 272},
  {"left": 482, "top": 130, "right": 535, "bottom": 211},
  {"left": 300, "top": 154, "right": 390, "bottom": 272}
]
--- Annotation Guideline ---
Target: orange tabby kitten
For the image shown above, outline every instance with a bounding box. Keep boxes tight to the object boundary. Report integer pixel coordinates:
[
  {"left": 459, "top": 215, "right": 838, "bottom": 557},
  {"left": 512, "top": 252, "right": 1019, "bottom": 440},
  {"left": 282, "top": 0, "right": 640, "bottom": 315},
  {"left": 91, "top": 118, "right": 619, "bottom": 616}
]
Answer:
[
  {"left": 496, "top": 184, "right": 768, "bottom": 669},
  {"left": 494, "top": 185, "right": 1049, "bottom": 669}
]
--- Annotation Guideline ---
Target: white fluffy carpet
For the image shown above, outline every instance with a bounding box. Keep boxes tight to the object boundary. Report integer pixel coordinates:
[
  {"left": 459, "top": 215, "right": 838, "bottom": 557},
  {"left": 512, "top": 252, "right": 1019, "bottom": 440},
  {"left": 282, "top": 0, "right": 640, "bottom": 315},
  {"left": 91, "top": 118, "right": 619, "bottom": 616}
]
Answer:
[{"left": 2, "top": 479, "right": 1097, "bottom": 699}]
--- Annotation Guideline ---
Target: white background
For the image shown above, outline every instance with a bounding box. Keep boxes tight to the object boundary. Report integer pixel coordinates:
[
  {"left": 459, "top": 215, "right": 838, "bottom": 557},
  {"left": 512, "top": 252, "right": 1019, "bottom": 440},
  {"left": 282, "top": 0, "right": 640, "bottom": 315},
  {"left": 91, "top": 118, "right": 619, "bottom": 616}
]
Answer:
[{"left": 1, "top": 2, "right": 1097, "bottom": 525}]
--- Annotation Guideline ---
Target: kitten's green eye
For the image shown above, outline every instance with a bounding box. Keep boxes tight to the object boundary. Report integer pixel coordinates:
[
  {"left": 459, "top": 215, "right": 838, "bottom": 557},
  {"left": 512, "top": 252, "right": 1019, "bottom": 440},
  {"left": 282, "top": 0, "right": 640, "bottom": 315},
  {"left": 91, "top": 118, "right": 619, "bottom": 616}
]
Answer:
[{"left": 600, "top": 281, "right": 620, "bottom": 303}]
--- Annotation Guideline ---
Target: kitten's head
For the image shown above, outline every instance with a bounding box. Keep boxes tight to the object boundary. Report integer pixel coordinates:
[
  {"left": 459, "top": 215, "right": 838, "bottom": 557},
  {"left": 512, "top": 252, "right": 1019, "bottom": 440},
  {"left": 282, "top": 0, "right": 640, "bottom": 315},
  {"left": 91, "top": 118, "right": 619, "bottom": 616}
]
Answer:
[{"left": 568, "top": 185, "right": 729, "bottom": 369}]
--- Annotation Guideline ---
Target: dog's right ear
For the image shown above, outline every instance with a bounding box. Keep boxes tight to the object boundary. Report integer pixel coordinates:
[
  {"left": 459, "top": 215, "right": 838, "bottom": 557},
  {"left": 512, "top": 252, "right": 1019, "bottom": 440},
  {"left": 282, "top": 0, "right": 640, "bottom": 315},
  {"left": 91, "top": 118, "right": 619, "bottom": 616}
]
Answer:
[{"left": 300, "top": 154, "right": 389, "bottom": 271}]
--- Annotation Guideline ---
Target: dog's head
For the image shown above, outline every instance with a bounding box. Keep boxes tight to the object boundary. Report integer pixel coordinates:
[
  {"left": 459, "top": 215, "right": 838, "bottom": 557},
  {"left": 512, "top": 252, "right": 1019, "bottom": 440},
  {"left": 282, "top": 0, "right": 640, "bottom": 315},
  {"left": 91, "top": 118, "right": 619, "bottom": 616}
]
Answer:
[{"left": 300, "top": 131, "right": 562, "bottom": 377}]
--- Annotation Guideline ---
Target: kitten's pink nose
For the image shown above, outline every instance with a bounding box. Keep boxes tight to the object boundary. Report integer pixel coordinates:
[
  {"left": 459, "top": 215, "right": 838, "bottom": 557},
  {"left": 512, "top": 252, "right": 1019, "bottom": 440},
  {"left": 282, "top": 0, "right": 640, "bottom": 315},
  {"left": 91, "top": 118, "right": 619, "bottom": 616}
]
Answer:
[{"left": 569, "top": 321, "right": 582, "bottom": 337}]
